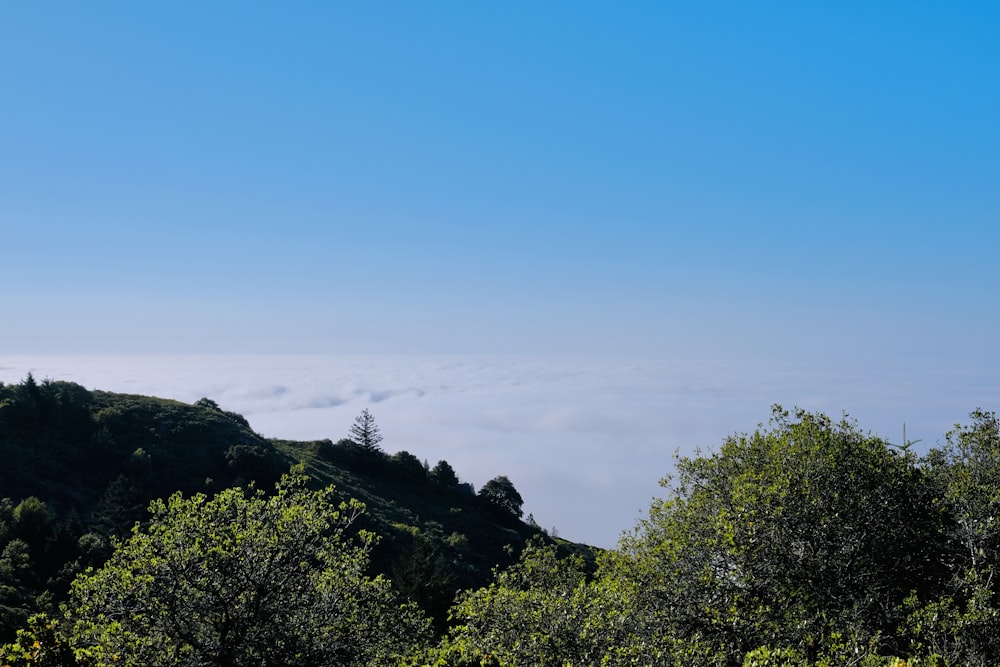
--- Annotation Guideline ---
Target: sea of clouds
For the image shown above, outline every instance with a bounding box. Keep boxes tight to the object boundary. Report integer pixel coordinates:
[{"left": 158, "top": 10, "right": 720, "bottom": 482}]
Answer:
[{"left": 2, "top": 354, "right": 997, "bottom": 547}]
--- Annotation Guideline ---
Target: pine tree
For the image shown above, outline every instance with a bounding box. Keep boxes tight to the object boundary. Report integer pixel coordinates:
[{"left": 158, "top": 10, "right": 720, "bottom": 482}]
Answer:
[{"left": 348, "top": 409, "right": 383, "bottom": 451}]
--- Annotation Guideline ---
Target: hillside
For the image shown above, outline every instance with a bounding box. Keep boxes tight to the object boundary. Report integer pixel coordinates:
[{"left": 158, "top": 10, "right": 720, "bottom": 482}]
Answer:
[{"left": 0, "top": 375, "right": 594, "bottom": 638}]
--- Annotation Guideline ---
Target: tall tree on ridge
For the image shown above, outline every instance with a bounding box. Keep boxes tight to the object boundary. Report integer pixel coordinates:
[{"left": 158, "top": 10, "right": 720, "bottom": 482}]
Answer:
[{"left": 349, "top": 409, "right": 383, "bottom": 452}]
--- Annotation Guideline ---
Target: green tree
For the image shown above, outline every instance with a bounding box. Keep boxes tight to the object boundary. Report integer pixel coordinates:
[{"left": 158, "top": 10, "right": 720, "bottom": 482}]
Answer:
[
  {"left": 389, "top": 450, "right": 427, "bottom": 482},
  {"left": 389, "top": 524, "right": 464, "bottom": 636},
  {"left": 430, "top": 460, "right": 459, "bottom": 489},
  {"left": 927, "top": 409, "right": 1000, "bottom": 573},
  {"left": 92, "top": 475, "right": 143, "bottom": 538},
  {"left": 11, "top": 497, "right": 55, "bottom": 561},
  {"left": 349, "top": 409, "right": 383, "bottom": 452},
  {"left": 193, "top": 397, "right": 221, "bottom": 411},
  {"left": 426, "top": 539, "right": 698, "bottom": 667},
  {"left": 0, "top": 613, "right": 95, "bottom": 666},
  {"left": 609, "top": 407, "right": 946, "bottom": 664},
  {"left": 478, "top": 476, "right": 524, "bottom": 519},
  {"left": 902, "top": 409, "right": 1000, "bottom": 666},
  {"left": 67, "top": 470, "right": 430, "bottom": 666},
  {"left": 0, "top": 539, "right": 34, "bottom": 637},
  {"left": 429, "top": 539, "right": 595, "bottom": 666}
]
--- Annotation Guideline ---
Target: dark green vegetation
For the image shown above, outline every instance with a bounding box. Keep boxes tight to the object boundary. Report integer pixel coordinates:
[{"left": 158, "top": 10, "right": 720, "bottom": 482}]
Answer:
[
  {"left": 2, "top": 376, "right": 1000, "bottom": 665},
  {"left": 0, "top": 376, "right": 574, "bottom": 658}
]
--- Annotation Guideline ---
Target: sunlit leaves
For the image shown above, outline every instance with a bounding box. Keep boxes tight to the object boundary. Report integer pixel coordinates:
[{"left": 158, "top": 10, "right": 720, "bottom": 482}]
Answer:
[{"left": 67, "top": 470, "right": 430, "bottom": 666}]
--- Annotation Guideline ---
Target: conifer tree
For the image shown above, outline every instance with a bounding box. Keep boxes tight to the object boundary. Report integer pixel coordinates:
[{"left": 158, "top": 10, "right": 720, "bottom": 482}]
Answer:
[{"left": 349, "top": 409, "right": 383, "bottom": 452}]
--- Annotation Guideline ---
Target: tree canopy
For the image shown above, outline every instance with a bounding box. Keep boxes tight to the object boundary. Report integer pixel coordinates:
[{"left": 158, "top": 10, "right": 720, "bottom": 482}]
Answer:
[
  {"left": 426, "top": 407, "right": 1000, "bottom": 666},
  {"left": 478, "top": 476, "right": 524, "bottom": 519},
  {"left": 66, "top": 470, "right": 430, "bottom": 666},
  {"left": 604, "top": 406, "right": 948, "bottom": 663},
  {"left": 429, "top": 460, "right": 459, "bottom": 489}
]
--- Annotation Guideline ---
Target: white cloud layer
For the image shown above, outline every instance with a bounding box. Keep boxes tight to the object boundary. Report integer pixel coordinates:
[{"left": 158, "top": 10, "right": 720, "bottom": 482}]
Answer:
[{"left": 2, "top": 354, "right": 997, "bottom": 547}]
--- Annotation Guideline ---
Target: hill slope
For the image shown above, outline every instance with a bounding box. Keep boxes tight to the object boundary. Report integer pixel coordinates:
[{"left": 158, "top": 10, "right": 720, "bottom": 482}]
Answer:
[{"left": 0, "top": 375, "right": 593, "bottom": 637}]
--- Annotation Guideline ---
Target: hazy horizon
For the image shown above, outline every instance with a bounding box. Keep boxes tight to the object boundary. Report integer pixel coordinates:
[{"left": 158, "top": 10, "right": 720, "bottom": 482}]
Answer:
[{"left": 4, "top": 353, "right": 997, "bottom": 547}]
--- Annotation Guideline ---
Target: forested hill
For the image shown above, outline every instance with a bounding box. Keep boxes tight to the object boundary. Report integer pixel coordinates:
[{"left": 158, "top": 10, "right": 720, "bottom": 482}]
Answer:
[{"left": 0, "top": 375, "right": 585, "bottom": 640}]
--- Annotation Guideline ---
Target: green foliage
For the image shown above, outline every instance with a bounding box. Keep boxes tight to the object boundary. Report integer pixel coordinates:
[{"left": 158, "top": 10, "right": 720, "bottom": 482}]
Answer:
[
  {"left": 0, "top": 613, "right": 96, "bottom": 666},
  {"left": 224, "top": 443, "right": 286, "bottom": 486},
  {"left": 609, "top": 406, "right": 946, "bottom": 664},
  {"left": 430, "top": 460, "right": 460, "bottom": 489},
  {"left": 427, "top": 407, "right": 977, "bottom": 666},
  {"left": 429, "top": 540, "right": 596, "bottom": 666},
  {"left": 740, "top": 648, "right": 945, "bottom": 667},
  {"left": 928, "top": 409, "right": 1000, "bottom": 572},
  {"left": 11, "top": 498, "right": 55, "bottom": 561},
  {"left": 429, "top": 538, "right": 729, "bottom": 666},
  {"left": 387, "top": 523, "right": 473, "bottom": 636},
  {"left": 903, "top": 568, "right": 999, "bottom": 667},
  {"left": 0, "top": 378, "right": 281, "bottom": 521},
  {"left": 390, "top": 451, "right": 429, "bottom": 482},
  {"left": 477, "top": 477, "right": 524, "bottom": 519},
  {"left": 905, "top": 410, "right": 1000, "bottom": 666},
  {"left": 67, "top": 470, "right": 431, "bottom": 666},
  {"left": 275, "top": 437, "right": 547, "bottom": 631},
  {"left": 92, "top": 476, "right": 143, "bottom": 538},
  {"left": 741, "top": 645, "right": 809, "bottom": 666},
  {"left": 0, "top": 539, "right": 34, "bottom": 635}
]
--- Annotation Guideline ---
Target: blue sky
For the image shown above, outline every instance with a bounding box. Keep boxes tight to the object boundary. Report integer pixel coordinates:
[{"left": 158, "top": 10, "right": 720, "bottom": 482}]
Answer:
[
  {"left": 2, "top": 4, "right": 999, "bottom": 544},
  {"left": 4, "top": 2, "right": 997, "bottom": 358}
]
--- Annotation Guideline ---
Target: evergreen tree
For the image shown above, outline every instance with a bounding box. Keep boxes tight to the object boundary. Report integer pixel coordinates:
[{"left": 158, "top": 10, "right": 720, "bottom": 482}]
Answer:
[
  {"left": 349, "top": 409, "right": 383, "bottom": 452},
  {"left": 430, "top": 460, "right": 459, "bottom": 489}
]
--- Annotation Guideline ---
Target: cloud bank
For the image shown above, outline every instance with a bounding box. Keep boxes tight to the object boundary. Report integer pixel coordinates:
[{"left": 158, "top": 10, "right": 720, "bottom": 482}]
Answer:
[{"left": 2, "top": 354, "right": 997, "bottom": 547}]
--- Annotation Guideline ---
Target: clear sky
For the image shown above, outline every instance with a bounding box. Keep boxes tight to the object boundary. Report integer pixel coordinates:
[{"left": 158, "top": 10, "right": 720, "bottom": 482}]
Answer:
[
  {"left": 2, "top": 4, "right": 999, "bottom": 545},
  {"left": 4, "top": 2, "right": 997, "bottom": 359}
]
